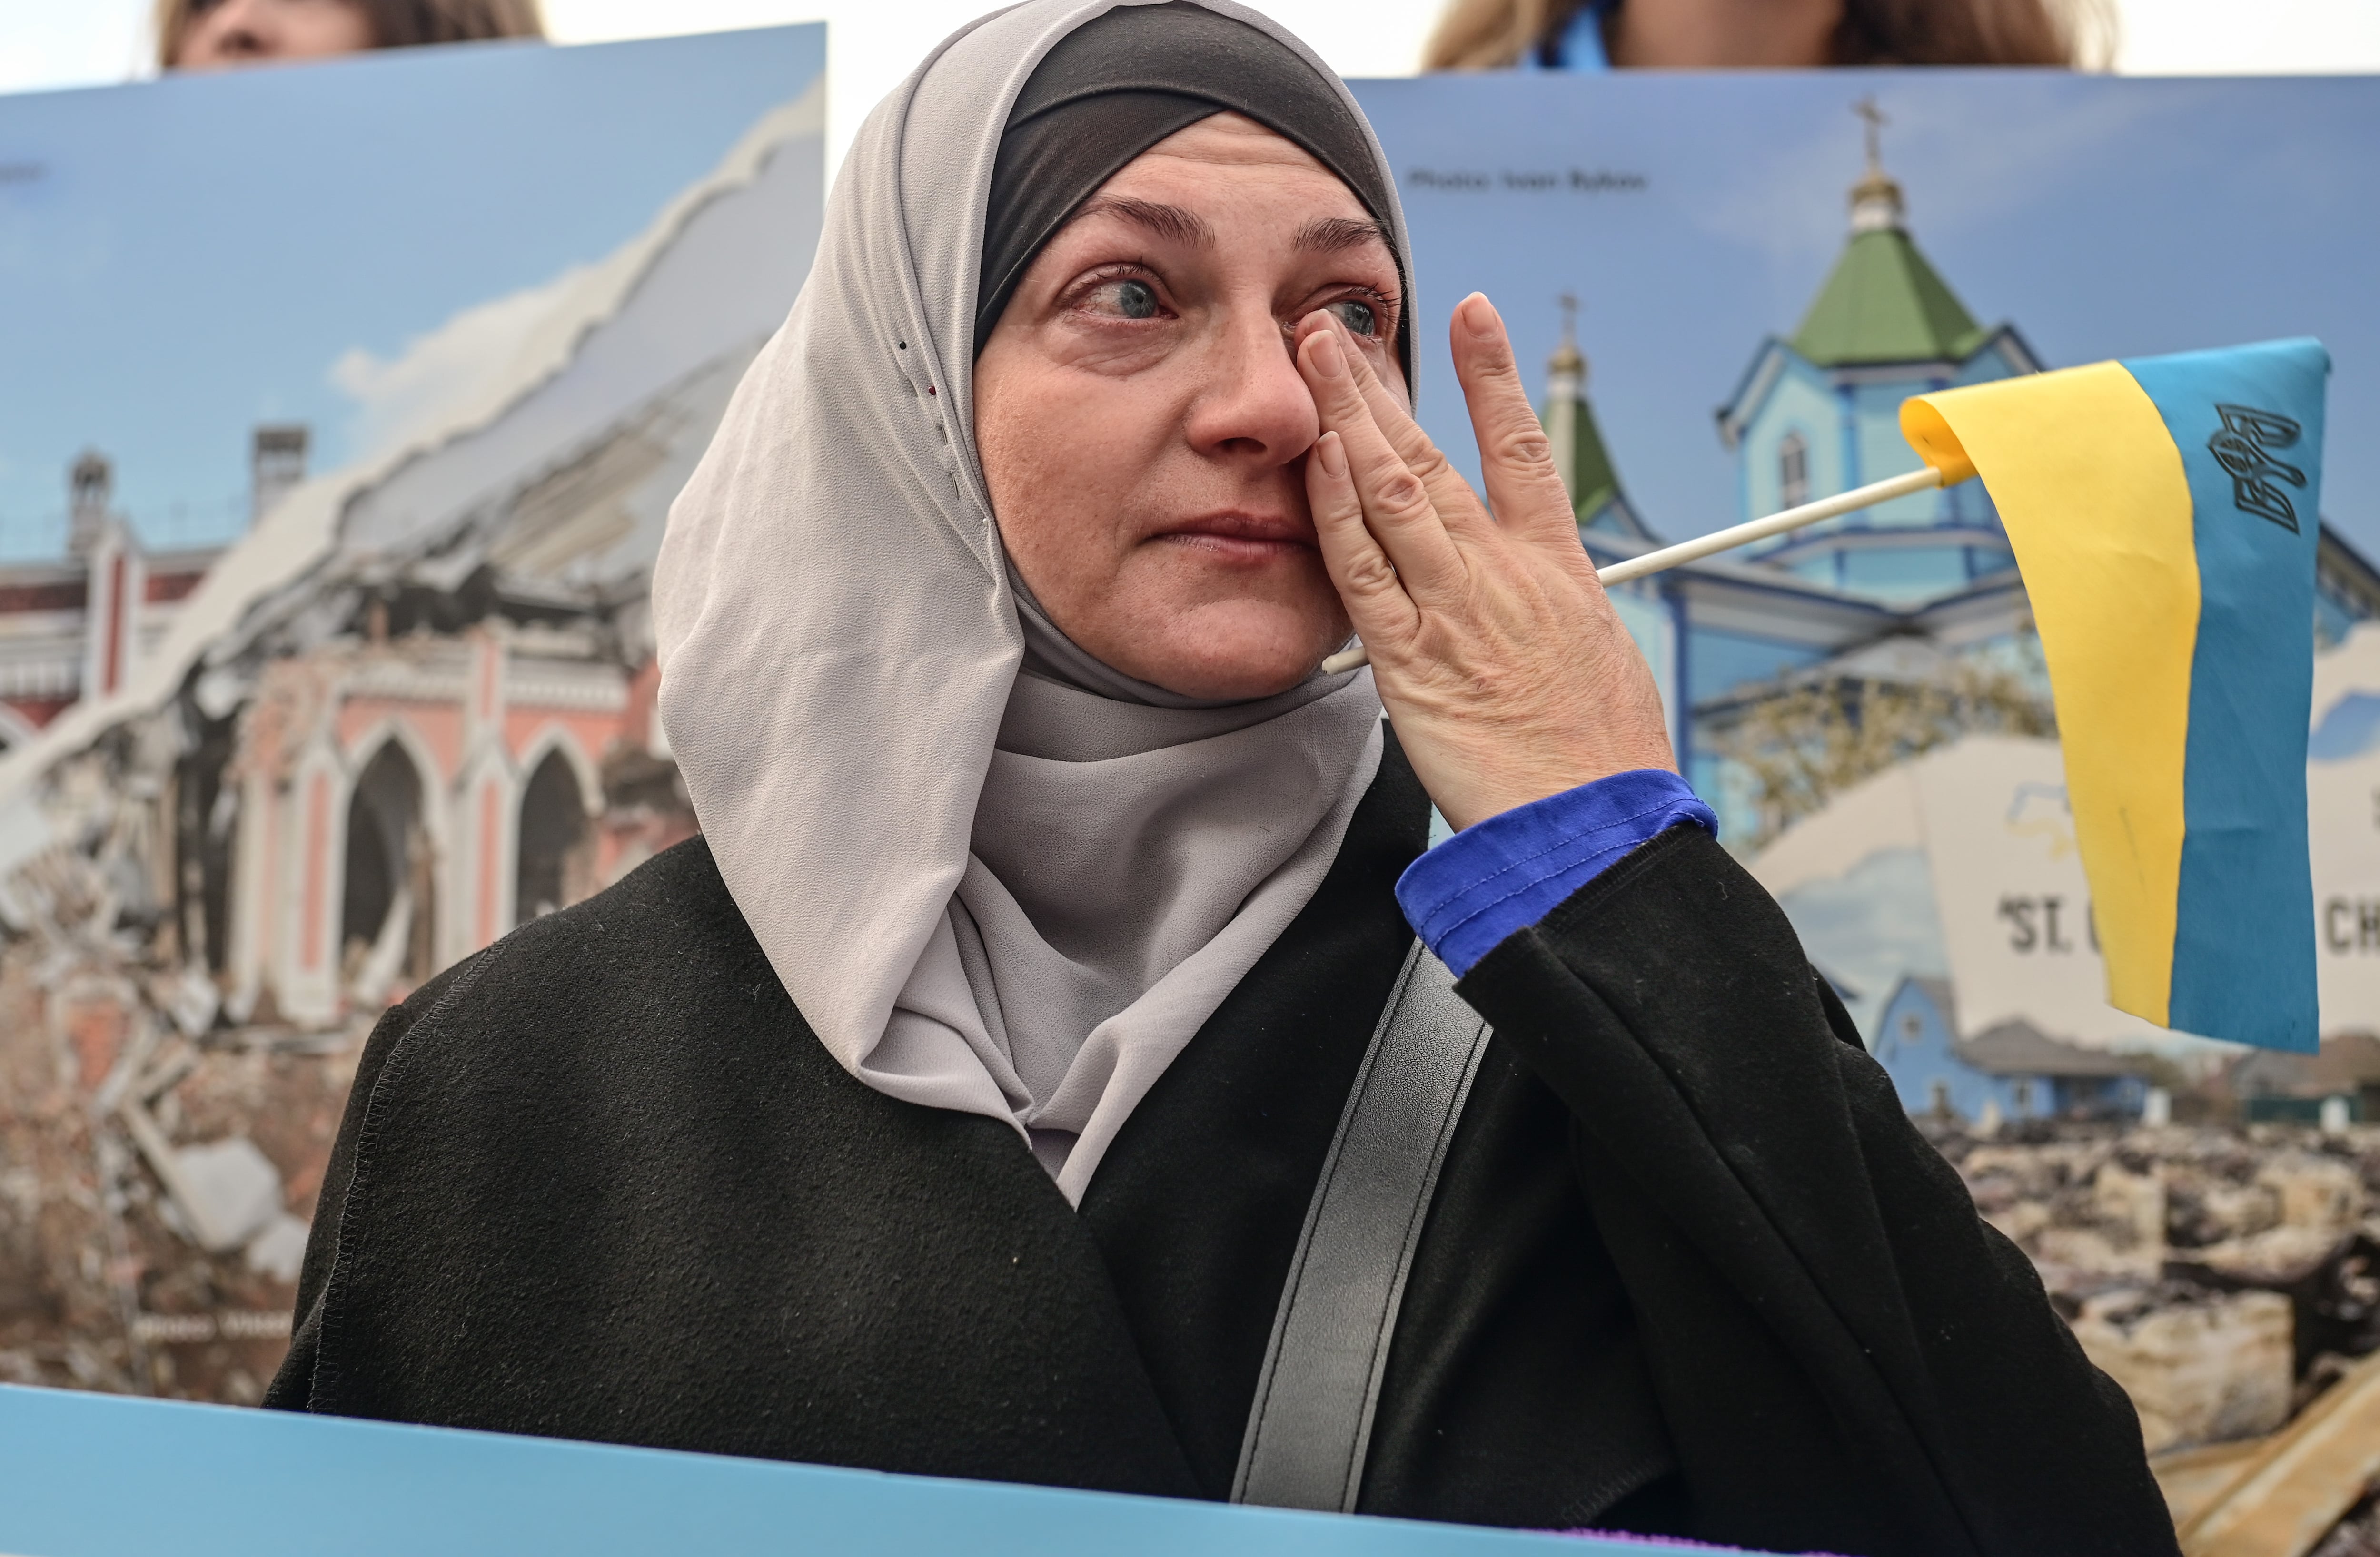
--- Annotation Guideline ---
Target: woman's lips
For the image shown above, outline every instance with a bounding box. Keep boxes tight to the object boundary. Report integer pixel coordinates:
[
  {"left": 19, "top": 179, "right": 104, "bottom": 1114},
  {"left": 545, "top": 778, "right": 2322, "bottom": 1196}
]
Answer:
[{"left": 1155, "top": 513, "right": 1314, "bottom": 565}]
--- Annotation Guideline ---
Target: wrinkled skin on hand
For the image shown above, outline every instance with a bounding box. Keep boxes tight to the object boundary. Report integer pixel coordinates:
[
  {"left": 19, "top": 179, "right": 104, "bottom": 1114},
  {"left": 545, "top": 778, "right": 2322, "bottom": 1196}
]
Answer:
[{"left": 1291, "top": 296, "right": 1676, "bottom": 830}]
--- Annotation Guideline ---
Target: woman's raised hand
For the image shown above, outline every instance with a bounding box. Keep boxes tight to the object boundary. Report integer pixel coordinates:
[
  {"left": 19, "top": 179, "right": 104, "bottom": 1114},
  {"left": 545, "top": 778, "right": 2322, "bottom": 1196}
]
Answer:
[{"left": 1296, "top": 292, "right": 1676, "bottom": 832}]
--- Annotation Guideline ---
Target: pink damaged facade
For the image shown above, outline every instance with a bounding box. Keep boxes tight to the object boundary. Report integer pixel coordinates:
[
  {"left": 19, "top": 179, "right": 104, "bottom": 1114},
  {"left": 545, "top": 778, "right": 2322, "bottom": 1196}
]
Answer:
[
  {"left": 222, "top": 624, "right": 681, "bottom": 1024},
  {"left": 0, "top": 91, "right": 821, "bottom": 1401},
  {"left": 0, "top": 434, "right": 699, "bottom": 1401},
  {"left": 0, "top": 435, "right": 695, "bottom": 1031}
]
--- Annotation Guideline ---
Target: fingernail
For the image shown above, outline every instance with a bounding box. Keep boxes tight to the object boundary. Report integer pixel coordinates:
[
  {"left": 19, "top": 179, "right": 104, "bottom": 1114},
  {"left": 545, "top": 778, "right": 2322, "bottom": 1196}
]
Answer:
[
  {"left": 1315, "top": 431, "right": 1347, "bottom": 478},
  {"left": 1309, "top": 328, "right": 1346, "bottom": 378},
  {"left": 1458, "top": 293, "right": 1497, "bottom": 339}
]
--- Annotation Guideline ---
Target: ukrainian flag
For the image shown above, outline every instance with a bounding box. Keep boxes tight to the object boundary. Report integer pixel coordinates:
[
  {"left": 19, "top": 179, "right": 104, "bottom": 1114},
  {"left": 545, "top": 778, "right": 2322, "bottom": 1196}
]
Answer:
[{"left": 1901, "top": 340, "right": 2330, "bottom": 1052}]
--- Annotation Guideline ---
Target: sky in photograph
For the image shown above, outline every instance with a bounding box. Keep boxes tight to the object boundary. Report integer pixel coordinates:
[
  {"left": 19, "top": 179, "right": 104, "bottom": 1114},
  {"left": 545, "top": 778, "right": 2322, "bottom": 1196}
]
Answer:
[
  {"left": 0, "top": 25, "right": 823, "bottom": 558},
  {"left": 1357, "top": 69, "right": 2380, "bottom": 552}
]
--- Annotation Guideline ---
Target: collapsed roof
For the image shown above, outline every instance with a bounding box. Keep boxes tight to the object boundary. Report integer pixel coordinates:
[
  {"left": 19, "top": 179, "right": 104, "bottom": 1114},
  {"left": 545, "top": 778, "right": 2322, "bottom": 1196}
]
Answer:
[{"left": 0, "top": 83, "right": 826, "bottom": 855}]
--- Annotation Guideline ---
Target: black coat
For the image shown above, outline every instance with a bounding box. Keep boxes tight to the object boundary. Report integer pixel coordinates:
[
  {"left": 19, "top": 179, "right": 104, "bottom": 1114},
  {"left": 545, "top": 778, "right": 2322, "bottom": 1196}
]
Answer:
[{"left": 267, "top": 742, "right": 2177, "bottom": 1556}]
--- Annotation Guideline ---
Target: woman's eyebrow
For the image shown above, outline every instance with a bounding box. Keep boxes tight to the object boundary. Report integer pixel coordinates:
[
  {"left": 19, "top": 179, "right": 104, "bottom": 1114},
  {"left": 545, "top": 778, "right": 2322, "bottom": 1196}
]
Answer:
[
  {"left": 1069, "top": 195, "right": 1213, "bottom": 247},
  {"left": 1295, "top": 216, "right": 1391, "bottom": 255}
]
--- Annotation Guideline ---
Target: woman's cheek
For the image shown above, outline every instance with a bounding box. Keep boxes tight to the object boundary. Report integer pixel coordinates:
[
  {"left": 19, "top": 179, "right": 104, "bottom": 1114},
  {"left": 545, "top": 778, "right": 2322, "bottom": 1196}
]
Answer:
[{"left": 1047, "top": 322, "right": 1180, "bottom": 378}]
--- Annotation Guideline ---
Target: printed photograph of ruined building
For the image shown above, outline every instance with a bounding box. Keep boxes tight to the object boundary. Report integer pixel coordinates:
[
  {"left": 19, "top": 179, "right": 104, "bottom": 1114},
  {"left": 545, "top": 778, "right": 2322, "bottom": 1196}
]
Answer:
[
  {"left": 1354, "top": 78, "right": 2380, "bottom": 1533},
  {"left": 1356, "top": 70, "right": 2380, "bottom": 1047},
  {"left": 8, "top": 41, "right": 2380, "bottom": 1539},
  {"left": 0, "top": 26, "right": 824, "bottom": 1400}
]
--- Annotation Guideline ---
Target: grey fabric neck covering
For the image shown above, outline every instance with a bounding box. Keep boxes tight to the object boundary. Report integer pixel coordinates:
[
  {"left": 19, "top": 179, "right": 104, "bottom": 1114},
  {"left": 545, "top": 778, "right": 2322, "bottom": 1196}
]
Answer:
[{"left": 652, "top": 0, "right": 1409, "bottom": 1203}]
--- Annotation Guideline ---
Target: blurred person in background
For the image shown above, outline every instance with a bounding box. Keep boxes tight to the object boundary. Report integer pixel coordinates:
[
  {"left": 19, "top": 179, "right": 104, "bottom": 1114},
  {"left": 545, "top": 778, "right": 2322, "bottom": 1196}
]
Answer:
[
  {"left": 159, "top": 0, "right": 543, "bottom": 70},
  {"left": 1425, "top": 0, "right": 2096, "bottom": 70}
]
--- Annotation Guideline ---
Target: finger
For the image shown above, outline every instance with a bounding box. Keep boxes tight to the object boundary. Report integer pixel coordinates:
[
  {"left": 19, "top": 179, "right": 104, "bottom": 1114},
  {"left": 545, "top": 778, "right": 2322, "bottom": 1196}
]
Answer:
[
  {"left": 1448, "top": 293, "right": 1582, "bottom": 548},
  {"left": 1296, "top": 314, "right": 1494, "bottom": 546},
  {"left": 1297, "top": 326, "right": 1468, "bottom": 601},
  {"left": 1305, "top": 430, "right": 1421, "bottom": 652}
]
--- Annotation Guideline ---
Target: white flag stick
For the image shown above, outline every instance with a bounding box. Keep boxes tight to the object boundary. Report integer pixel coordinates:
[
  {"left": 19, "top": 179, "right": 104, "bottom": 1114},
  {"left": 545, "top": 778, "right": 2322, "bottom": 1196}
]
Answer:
[{"left": 1320, "top": 464, "right": 1947, "bottom": 676}]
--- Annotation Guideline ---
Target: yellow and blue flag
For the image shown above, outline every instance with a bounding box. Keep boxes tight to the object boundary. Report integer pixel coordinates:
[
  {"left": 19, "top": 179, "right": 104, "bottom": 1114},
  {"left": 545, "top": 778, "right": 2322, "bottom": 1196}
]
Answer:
[{"left": 1901, "top": 339, "right": 2330, "bottom": 1052}]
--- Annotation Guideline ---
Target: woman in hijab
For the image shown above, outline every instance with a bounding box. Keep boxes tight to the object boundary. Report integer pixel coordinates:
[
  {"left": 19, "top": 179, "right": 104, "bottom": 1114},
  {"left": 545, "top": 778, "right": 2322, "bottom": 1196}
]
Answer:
[{"left": 267, "top": 4, "right": 2176, "bottom": 1552}]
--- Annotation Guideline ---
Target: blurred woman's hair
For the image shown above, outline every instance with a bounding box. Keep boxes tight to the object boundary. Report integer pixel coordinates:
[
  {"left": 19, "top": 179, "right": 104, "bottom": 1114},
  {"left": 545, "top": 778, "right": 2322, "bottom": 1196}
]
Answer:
[
  {"left": 156, "top": 0, "right": 545, "bottom": 68},
  {"left": 1423, "top": 0, "right": 2109, "bottom": 69}
]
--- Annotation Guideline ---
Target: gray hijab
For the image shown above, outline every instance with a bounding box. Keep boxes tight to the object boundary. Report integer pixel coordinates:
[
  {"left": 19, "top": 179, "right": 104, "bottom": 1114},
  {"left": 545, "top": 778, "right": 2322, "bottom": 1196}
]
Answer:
[{"left": 652, "top": 0, "right": 1408, "bottom": 1203}]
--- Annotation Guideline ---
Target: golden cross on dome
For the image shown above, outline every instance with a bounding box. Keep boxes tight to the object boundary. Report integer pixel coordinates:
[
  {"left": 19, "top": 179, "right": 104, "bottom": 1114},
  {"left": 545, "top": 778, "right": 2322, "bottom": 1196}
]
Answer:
[
  {"left": 1548, "top": 291, "right": 1586, "bottom": 380},
  {"left": 1853, "top": 96, "right": 1888, "bottom": 172}
]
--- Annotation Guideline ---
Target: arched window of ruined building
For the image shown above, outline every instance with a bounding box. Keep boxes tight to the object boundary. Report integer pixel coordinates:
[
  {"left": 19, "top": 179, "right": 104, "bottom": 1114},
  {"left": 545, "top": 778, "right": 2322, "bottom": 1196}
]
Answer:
[
  {"left": 516, "top": 749, "right": 595, "bottom": 926},
  {"left": 342, "top": 740, "right": 435, "bottom": 998}
]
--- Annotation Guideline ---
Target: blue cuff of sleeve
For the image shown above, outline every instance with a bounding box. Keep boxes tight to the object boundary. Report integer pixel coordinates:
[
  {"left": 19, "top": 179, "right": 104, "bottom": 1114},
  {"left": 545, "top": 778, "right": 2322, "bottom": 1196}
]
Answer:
[{"left": 1394, "top": 769, "right": 1717, "bottom": 977}]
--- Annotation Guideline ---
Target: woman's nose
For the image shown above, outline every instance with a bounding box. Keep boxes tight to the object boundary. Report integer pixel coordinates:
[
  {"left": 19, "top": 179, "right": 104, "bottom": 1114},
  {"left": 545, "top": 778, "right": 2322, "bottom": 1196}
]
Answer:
[{"left": 1180, "top": 305, "right": 1323, "bottom": 466}]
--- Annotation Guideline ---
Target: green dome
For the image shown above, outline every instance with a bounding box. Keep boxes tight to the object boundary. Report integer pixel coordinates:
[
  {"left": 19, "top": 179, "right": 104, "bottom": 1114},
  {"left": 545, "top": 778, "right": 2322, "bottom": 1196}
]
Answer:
[
  {"left": 1790, "top": 227, "right": 1988, "bottom": 368},
  {"left": 1543, "top": 386, "right": 1620, "bottom": 526}
]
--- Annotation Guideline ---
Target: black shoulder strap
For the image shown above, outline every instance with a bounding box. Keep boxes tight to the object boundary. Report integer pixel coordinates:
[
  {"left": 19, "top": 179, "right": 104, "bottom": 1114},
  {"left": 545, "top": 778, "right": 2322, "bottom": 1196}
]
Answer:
[{"left": 1230, "top": 939, "right": 1494, "bottom": 1512}]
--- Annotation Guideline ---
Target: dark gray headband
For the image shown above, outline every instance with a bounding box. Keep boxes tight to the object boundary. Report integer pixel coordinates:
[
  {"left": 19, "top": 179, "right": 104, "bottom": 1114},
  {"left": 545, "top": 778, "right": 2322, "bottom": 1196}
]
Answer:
[{"left": 974, "top": 2, "right": 1408, "bottom": 374}]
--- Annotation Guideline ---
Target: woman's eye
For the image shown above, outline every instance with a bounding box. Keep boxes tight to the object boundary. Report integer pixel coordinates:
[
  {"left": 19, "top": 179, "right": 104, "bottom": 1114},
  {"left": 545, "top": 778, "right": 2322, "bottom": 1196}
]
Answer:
[
  {"left": 1327, "top": 299, "right": 1378, "bottom": 337},
  {"left": 1090, "top": 278, "right": 1161, "bottom": 320}
]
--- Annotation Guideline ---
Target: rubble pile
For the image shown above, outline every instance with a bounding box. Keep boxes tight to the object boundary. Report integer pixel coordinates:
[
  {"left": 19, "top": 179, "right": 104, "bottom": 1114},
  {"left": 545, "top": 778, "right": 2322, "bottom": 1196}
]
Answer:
[
  {"left": 1942, "top": 1120, "right": 2380, "bottom": 1456},
  {"left": 0, "top": 722, "right": 363, "bottom": 1401},
  {"left": 2069, "top": 1287, "right": 2294, "bottom": 1451},
  {"left": 2315, "top": 1491, "right": 2380, "bottom": 1557},
  {"left": 0, "top": 934, "right": 359, "bottom": 1402}
]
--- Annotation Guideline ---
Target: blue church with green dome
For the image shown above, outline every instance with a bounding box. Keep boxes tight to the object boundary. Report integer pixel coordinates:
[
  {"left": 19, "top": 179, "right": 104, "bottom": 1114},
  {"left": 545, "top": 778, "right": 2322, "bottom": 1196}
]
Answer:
[
  {"left": 1714, "top": 122, "right": 2032, "bottom": 606},
  {"left": 1547, "top": 126, "right": 2380, "bottom": 844}
]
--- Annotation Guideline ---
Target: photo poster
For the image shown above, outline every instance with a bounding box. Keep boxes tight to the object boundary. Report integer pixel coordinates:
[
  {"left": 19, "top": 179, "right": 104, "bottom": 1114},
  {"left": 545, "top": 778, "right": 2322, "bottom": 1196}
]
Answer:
[
  {"left": 1351, "top": 71, "right": 2380, "bottom": 1049},
  {"left": 0, "top": 29, "right": 823, "bottom": 1401}
]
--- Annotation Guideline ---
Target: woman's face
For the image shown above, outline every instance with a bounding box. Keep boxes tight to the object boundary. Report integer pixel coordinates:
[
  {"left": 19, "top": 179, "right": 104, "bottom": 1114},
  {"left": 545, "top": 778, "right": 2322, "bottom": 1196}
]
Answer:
[
  {"left": 173, "top": 0, "right": 375, "bottom": 69},
  {"left": 975, "top": 112, "right": 1408, "bottom": 701}
]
